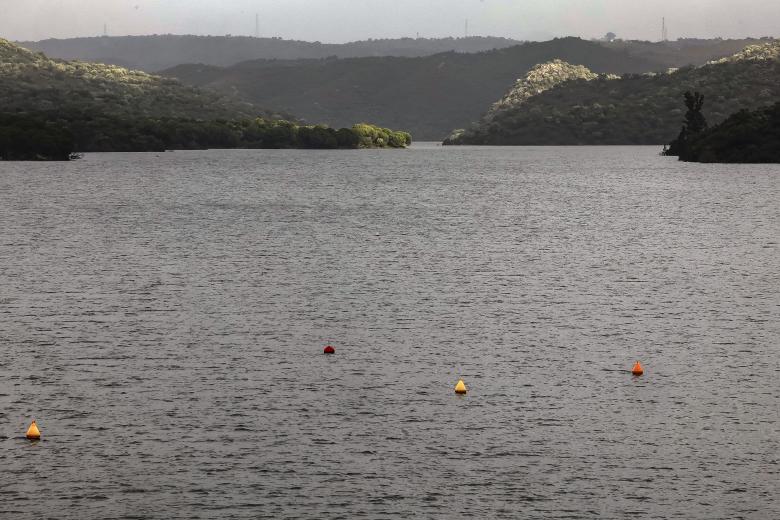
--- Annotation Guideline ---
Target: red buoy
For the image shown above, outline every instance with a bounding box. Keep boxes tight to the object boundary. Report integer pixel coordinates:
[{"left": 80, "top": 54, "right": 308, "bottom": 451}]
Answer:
[{"left": 323, "top": 345, "right": 335, "bottom": 354}]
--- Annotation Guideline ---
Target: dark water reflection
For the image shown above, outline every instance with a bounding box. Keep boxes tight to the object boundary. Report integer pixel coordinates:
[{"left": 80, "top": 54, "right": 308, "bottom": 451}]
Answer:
[{"left": 1, "top": 145, "right": 778, "bottom": 519}]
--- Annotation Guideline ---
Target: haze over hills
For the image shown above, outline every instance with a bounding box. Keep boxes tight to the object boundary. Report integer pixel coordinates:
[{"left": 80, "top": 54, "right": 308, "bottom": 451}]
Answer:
[
  {"left": 161, "top": 37, "right": 768, "bottom": 140},
  {"left": 444, "top": 41, "right": 780, "bottom": 145},
  {"left": 18, "top": 35, "right": 522, "bottom": 72}
]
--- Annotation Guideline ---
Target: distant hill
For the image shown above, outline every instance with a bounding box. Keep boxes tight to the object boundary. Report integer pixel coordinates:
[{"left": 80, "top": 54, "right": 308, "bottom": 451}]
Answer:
[
  {"left": 600, "top": 38, "right": 775, "bottom": 68},
  {"left": 162, "top": 37, "right": 691, "bottom": 140},
  {"left": 0, "top": 38, "right": 278, "bottom": 121},
  {"left": 18, "top": 35, "right": 523, "bottom": 72},
  {"left": 444, "top": 41, "right": 780, "bottom": 145},
  {"left": 18, "top": 35, "right": 765, "bottom": 75}
]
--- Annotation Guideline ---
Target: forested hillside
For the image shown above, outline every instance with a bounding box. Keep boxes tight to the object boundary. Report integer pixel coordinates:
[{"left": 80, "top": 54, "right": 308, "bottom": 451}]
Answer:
[
  {"left": 444, "top": 42, "right": 780, "bottom": 145},
  {"left": 0, "top": 39, "right": 410, "bottom": 158},
  {"left": 0, "top": 38, "right": 274, "bottom": 120}
]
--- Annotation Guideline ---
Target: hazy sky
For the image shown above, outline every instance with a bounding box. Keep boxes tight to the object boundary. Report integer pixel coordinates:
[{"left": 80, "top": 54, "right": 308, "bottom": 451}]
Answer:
[{"left": 2, "top": 0, "right": 779, "bottom": 42}]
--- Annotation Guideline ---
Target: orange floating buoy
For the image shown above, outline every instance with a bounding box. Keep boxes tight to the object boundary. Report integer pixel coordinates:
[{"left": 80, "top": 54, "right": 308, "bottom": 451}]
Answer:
[
  {"left": 323, "top": 345, "right": 335, "bottom": 355},
  {"left": 26, "top": 420, "right": 41, "bottom": 440},
  {"left": 632, "top": 361, "right": 644, "bottom": 376},
  {"left": 455, "top": 379, "right": 467, "bottom": 394}
]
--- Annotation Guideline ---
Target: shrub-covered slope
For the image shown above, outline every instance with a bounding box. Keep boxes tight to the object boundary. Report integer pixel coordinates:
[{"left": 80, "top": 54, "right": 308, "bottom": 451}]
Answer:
[
  {"left": 444, "top": 42, "right": 780, "bottom": 145},
  {"left": 0, "top": 38, "right": 276, "bottom": 120}
]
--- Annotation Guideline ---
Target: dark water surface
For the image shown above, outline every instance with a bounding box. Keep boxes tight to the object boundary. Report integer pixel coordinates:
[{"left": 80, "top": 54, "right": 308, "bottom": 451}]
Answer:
[{"left": 1, "top": 145, "right": 778, "bottom": 519}]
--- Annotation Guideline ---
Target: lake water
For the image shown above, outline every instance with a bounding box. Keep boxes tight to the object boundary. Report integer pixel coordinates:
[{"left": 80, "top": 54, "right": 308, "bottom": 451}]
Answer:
[{"left": 1, "top": 145, "right": 778, "bottom": 519}]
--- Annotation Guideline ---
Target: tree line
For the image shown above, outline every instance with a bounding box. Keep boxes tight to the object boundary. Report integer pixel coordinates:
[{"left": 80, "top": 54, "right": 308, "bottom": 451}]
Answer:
[{"left": 0, "top": 112, "right": 412, "bottom": 161}]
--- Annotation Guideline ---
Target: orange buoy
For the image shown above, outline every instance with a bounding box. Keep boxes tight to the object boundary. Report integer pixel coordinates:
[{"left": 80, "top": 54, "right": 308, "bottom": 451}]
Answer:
[
  {"left": 26, "top": 420, "right": 41, "bottom": 440},
  {"left": 323, "top": 345, "right": 335, "bottom": 354},
  {"left": 632, "top": 361, "right": 644, "bottom": 376},
  {"left": 455, "top": 379, "right": 467, "bottom": 394}
]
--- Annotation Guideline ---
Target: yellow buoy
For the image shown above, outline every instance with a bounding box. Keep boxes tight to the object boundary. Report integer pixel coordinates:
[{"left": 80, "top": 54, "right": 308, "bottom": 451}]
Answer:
[
  {"left": 455, "top": 379, "right": 467, "bottom": 394},
  {"left": 26, "top": 420, "right": 41, "bottom": 440},
  {"left": 632, "top": 361, "right": 644, "bottom": 376}
]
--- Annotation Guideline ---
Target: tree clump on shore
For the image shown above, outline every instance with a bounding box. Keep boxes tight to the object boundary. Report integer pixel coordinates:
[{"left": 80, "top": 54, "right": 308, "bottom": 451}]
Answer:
[
  {"left": 0, "top": 113, "right": 76, "bottom": 161},
  {"left": 664, "top": 91, "right": 707, "bottom": 156},
  {"left": 665, "top": 98, "right": 780, "bottom": 163}
]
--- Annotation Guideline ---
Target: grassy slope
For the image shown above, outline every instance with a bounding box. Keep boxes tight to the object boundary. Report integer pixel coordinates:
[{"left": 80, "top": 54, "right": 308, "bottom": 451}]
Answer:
[
  {"left": 163, "top": 38, "right": 674, "bottom": 140},
  {"left": 446, "top": 42, "right": 780, "bottom": 145}
]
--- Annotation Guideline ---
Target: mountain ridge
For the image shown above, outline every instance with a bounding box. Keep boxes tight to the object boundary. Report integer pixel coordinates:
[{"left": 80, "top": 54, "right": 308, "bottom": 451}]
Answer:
[{"left": 18, "top": 35, "right": 523, "bottom": 72}]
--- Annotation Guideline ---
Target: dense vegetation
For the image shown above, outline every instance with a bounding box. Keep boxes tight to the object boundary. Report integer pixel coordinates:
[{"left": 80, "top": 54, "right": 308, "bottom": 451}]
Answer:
[
  {"left": 0, "top": 37, "right": 281, "bottom": 121},
  {"left": 444, "top": 42, "right": 780, "bottom": 145},
  {"left": 163, "top": 37, "right": 688, "bottom": 140},
  {"left": 0, "top": 39, "right": 410, "bottom": 159},
  {"left": 0, "top": 112, "right": 411, "bottom": 160},
  {"left": 20, "top": 35, "right": 524, "bottom": 71},
  {"left": 664, "top": 91, "right": 708, "bottom": 157},
  {"left": 666, "top": 99, "right": 780, "bottom": 163},
  {"left": 0, "top": 113, "right": 75, "bottom": 160}
]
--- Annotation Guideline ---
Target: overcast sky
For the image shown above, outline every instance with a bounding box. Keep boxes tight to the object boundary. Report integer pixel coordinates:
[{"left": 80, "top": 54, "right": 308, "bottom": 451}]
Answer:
[{"left": 2, "top": 0, "right": 779, "bottom": 42}]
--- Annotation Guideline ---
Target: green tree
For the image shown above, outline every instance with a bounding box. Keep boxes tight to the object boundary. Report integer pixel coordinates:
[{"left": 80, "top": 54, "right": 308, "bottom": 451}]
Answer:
[
  {"left": 683, "top": 91, "right": 707, "bottom": 134},
  {"left": 665, "top": 91, "right": 708, "bottom": 156},
  {"left": 336, "top": 127, "right": 360, "bottom": 148}
]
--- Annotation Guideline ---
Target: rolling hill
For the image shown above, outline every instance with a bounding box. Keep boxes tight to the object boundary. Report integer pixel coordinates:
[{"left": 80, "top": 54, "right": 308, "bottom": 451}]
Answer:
[
  {"left": 160, "top": 37, "right": 772, "bottom": 140},
  {"left": 18, "top": 35, "right": 523, "bottom": 72},
  {"left": 0, "top": 37, "right": 280, "bottom": 121},
  {"left": 162, "top": 37, "right": 683, "bottom": 140}
]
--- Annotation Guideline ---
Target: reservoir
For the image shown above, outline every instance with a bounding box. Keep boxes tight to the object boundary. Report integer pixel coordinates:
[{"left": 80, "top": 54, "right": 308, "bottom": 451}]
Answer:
[{"left": 1, "top": 145, "right": 778, "bottom": 519}]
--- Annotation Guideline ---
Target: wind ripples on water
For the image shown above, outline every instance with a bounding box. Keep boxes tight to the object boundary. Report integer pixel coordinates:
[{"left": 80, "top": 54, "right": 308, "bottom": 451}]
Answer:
[{"left": 0, "top": 145, "right": 778, "bottom": 519}]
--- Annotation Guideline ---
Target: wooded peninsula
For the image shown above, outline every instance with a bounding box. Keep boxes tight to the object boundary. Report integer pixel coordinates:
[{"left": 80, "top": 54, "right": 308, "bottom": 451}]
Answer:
[{"left": 0, "top": 38, "right": 411, "bottom": 160}]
